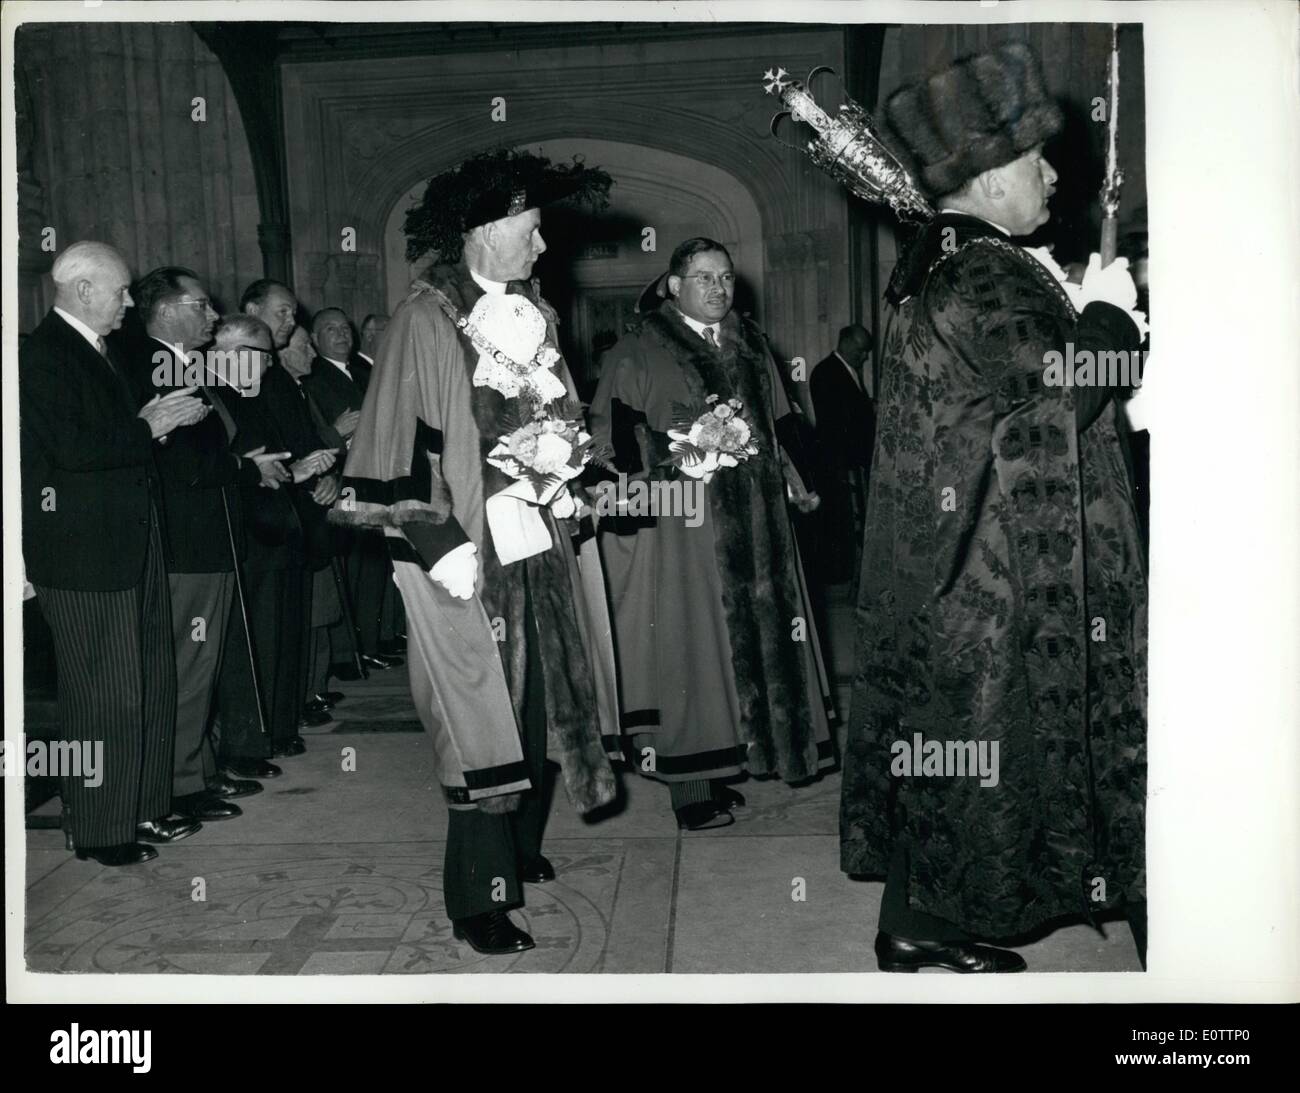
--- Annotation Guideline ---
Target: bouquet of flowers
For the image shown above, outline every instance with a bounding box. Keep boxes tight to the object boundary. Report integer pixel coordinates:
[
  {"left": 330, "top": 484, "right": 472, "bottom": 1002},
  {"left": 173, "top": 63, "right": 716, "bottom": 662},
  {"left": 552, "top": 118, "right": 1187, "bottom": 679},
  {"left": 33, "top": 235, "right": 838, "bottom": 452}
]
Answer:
[
  {"left": 666, "top": 394, "right": 759, "bottom": 483},
  {"left": 486, "top": 400, "right": 609, "bottom": 501}
]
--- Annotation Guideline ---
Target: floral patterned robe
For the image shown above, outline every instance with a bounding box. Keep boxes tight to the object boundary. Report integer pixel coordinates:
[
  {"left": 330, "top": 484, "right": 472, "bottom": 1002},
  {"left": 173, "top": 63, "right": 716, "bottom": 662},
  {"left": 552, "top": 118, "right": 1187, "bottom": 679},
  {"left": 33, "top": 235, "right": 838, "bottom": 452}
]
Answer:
[{"left": 840, "top": 213, "right": 1148, "bottom": 938}]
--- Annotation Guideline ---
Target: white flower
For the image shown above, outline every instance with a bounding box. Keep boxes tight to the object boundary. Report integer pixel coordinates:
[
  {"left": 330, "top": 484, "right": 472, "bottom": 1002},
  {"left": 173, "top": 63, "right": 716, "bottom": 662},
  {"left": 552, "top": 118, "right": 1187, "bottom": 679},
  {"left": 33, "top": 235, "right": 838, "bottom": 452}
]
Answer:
[{"left": 533, "top": 432, "right": 574, "bottom": 475}]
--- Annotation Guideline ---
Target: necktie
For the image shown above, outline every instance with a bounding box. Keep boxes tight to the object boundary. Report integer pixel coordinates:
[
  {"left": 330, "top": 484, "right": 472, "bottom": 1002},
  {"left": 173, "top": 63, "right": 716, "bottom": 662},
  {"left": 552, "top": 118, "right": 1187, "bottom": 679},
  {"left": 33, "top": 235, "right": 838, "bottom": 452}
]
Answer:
[{"left": 702, "top": 326, "right": 719, "bottom": 349}]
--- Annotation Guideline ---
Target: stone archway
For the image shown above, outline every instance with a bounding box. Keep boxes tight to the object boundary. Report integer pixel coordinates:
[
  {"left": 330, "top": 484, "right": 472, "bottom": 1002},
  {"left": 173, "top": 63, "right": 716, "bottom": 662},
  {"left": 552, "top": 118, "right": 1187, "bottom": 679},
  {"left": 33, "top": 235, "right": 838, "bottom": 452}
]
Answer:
[
  {"left": 379, "top": 138, "right": 766, "bottom": 389},
  {"left": 280, "top": 27, "right": 854, "bottom": 376}
]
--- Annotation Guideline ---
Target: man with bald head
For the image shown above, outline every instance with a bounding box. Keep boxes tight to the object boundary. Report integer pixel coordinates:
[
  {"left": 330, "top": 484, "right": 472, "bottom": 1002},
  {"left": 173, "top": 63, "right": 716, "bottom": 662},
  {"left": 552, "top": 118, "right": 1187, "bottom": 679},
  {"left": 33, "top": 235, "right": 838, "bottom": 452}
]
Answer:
[{"left": 21, "top": 241, "right": 209, "bottom": 866}]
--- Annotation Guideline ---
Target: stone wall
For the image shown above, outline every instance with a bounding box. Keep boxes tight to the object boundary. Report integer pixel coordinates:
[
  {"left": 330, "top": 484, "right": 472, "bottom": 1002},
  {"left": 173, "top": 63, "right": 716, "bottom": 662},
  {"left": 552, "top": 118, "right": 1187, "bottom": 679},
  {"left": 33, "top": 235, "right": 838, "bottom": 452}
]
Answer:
[
  {"left": 15, "top": 23, "right": 261, "bottom": 331},
  {"left": 279, "top": 26, "right": 854, "bottom": 389}
]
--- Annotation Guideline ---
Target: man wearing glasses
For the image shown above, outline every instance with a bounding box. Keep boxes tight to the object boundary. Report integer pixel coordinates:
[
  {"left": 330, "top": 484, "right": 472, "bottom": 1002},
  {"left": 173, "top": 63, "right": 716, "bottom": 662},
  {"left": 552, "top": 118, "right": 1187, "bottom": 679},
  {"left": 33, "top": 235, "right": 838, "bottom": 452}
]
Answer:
[
  {"left": 120, "top": 268, "right": 292, "bottom": 829},
  {"left": 590, "top": 237, "right": 835, "bottom": 830}
]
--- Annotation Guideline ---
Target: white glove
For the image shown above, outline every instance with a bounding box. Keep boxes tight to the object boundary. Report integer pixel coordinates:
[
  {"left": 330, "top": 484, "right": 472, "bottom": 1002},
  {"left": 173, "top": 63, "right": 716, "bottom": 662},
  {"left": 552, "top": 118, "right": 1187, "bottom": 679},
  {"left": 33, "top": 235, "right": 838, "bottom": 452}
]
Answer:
[
  {"left": 1079, "top": 253, "right": 1138, "bottom": 312},
  {"left": 1079, "top": 252, "right": 1149, "bottom": 341},
  {"left": 428, "top": 541, "right": 478, "bottom": 600}
]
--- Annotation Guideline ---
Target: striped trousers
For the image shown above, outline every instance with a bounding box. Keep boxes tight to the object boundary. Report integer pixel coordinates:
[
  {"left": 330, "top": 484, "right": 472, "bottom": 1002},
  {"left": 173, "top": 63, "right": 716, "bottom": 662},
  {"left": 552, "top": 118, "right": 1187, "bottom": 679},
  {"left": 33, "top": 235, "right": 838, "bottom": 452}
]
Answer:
[{"left": 33, "top": 514, "right": 176, "bottom": 848}]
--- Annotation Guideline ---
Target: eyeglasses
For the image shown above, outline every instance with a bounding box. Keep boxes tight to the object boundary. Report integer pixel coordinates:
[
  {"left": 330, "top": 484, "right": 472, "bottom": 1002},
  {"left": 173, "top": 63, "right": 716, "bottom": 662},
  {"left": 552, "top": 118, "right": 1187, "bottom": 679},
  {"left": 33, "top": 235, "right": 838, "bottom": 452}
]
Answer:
[
  {"left": 176, "top": 297, "right": 214, "bottom": 311},
  {"left": 680, "top": 273, "right": 736, "bottom": 289}
]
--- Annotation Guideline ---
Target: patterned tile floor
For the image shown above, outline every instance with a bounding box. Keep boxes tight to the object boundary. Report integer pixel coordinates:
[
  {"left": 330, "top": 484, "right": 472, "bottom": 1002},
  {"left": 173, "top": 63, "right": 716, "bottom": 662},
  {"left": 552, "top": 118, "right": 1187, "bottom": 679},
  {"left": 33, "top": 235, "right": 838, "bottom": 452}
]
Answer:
[{"left": 24, "top": 590, "right": 1141, "bottom": 976}]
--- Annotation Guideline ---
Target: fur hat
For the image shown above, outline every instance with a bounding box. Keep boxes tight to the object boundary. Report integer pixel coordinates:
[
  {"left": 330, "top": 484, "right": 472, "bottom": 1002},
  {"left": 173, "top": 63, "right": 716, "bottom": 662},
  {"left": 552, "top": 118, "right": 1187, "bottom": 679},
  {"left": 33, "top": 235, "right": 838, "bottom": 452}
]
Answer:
[{"left": 884, "top": 42, "right": 1063, "bottom": 199}]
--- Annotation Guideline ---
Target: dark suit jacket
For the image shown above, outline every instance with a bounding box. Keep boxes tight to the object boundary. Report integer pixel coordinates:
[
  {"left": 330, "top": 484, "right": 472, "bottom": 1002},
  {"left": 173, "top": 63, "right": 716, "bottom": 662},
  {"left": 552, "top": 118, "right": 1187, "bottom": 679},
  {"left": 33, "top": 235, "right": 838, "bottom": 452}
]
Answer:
[
  {"left": 810, "top": 352, "right": 876, "bottom": 474},
  {"left": 256, "top": 364, "right": 336, "bottom": 570},
  {"left": 20, "top": 310, "right": 162, "bottom": 591},
  {"left": 301, "top": 353, "right": 369, "bottom": 441},
  {"left": 115, "top": 335, "right": 259, "bottom": 574}
]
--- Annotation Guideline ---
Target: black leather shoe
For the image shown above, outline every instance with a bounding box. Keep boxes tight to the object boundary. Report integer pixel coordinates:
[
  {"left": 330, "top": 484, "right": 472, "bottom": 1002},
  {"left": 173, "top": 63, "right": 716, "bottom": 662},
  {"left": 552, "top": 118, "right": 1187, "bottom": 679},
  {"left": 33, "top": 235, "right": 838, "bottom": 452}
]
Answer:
[
  {"left": 299, "top": 706, "right": 332, "bottom": 728},
  {"left": 360, "top": 652, "right": 403, "bottom": 670},
  {"left": 323, "top": 691, "right": 346, "bottom": 705},
  {"left": 713, "top": 782, "right": 747, "bottom": 808},
  {"left": 273, "top": 735, "right": 308, "bottom": 757},
  {"left": 451, "top": 911, "right": 535, "bottom": 955},
  {"left": 76, "top": 842, "right": 158, "bottom": 867},
  {"left": 377, "top": 638, "right": 405, "bottom": 657},
  {"left": 222, "top": 758, "right": 282, "bottom": 779},
  {"left": 206, "top": 774, "right": 263, "bottom": 800},
  {"left": 330, "top": 661, "right": 368, "bottom": 682},
  {"left": 875, "top": 931, "right": 1027, "bottom": 973},
  {"left": 675, "top": 801, "right": 735, "bottom": 831},
  {"left": 520, "top": 856, "right": 556, "bottom": 883},
  {"left": 173, "top": 793, "right": 242, "bottom": 821},
  {"left": 136, "top": 814, "right": 203, "bottom": 844},
  {"left": 305, "top": 696, "right": 331, "bottom": 714}
]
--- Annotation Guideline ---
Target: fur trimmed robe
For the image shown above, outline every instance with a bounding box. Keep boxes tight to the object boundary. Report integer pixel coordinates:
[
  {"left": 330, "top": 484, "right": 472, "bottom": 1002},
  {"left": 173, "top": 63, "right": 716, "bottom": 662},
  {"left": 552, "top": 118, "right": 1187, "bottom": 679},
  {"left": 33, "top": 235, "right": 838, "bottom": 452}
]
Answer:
[
  {"left": 589, "top": 303, "right": 835, "bottom": 784},
  {"left": 840, "top": 212, "right": 1147, "bottom": 938},
  {"left": 331, "top": 262, "right": 618, "bottom": 814}
]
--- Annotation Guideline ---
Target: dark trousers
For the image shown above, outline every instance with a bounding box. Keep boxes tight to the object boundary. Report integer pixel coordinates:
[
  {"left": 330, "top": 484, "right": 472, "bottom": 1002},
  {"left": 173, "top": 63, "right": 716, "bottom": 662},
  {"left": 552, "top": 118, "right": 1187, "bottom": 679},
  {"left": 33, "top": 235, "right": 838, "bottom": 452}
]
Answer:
[
  {"left": 878, "top": 843, "right": 971, "bottom": 943},
  {"left": 214, "top": 564, "right": 306, "bottom": 758},
  {"left": 294, "top": 567, "right": 314, "bottom": 713},
  {"left": 379, "top": 567, "right": 406, "bottom": 644},
  {"left": 443, "top": 586, "right": 548, "bottom": 921},
  {"left": 306, "top": 565, "right": 340, "bottom": 699},
  {"left": 329, "top": 531, "right": 388, "bottom": 657},
  {"left": 35, "top": 514, "right": 176, "bottom": 848},
  {"left": 168, "top": 571, "right": 233, "bottom": 796}
]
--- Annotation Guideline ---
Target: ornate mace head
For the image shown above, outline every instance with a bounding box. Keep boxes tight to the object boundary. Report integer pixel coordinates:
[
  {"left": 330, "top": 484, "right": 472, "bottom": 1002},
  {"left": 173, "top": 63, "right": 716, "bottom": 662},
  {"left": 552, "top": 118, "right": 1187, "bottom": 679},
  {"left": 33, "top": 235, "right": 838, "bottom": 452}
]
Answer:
[{"left": 763, "top": 65, "right": 934, "bottom": 222}]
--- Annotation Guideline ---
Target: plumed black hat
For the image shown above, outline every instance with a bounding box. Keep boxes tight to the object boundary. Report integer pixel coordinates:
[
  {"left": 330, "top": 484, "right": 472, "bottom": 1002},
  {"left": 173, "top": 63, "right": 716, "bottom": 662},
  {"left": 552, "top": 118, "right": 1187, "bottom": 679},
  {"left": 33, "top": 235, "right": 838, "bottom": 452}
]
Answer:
[
  {"left": 404, "top": 147, "right": 613, "bottom": 264},
  {"left": 884, "top": 42, "right": 1063, "bottom": 200}
]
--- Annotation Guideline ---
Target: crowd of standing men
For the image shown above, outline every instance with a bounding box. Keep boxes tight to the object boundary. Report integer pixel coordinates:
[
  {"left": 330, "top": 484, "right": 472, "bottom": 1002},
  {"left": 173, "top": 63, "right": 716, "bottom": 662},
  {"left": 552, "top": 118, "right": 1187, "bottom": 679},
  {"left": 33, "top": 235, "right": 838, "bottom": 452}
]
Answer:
[{"left": 20, "top": 241, "right": 400, "bottom": 866}]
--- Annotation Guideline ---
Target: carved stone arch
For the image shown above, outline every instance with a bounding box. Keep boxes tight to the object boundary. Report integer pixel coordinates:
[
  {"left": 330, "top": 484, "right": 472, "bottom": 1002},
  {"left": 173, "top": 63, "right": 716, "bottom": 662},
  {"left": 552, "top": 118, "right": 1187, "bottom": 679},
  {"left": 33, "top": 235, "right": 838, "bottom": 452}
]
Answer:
[
  {"left": 348, "top": 105, "right": 801, "bottom": 277},
  {"left": 378, "top": 137, "right": 768, "bottom": 314}
]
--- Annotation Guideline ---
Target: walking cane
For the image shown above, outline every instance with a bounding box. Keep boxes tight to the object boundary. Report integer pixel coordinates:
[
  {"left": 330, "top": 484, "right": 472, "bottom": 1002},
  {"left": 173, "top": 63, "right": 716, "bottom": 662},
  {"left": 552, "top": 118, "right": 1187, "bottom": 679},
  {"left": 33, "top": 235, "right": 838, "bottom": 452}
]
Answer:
[
  {"left": 221, "top": 486, "right": 271, "bottom": 738},
  {"left": 329, "top": 551, "right": 367, "bottom": 680}
]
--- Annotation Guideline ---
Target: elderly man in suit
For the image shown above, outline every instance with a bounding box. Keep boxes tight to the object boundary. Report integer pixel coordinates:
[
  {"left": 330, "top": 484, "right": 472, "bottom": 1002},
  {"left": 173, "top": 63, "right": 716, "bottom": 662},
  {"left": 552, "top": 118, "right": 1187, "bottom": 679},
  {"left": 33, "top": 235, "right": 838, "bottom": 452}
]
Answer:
[
  {"left": 21, "top": 241, "right": 208, "bottom": 865},
  {"left": 810, "top": 323, "right": 876, "bottom": 585},
  {"left": 209, "top": 313, "right": 337, "bottom": 771},
  {"left": 304, "top": 307, "right": 400, "bottom": 679},
  {"left": 119, "top": 266, "right": 290, "bottom": 822}
]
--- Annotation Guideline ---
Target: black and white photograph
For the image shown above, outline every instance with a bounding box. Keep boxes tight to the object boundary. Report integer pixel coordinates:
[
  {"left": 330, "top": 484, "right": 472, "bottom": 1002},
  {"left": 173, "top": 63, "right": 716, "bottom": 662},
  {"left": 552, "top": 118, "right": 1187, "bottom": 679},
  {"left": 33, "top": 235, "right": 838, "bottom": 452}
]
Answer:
[{"left": 3, "top": 0, "right": 1296, "bottom": 1024}]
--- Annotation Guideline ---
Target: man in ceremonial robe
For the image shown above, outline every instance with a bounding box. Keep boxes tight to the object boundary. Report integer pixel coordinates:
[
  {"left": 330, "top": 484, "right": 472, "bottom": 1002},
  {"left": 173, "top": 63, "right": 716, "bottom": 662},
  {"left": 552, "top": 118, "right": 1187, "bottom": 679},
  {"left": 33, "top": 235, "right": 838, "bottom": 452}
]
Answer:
[
  {"left": 838, "top": 43, "right": 1149, "bottom": 972},
  {"left": 332, "top": 149, "right": 618, "bottom": 956},
  {"left": 590, "top": 237, "right": 836, "bottom": 831}
]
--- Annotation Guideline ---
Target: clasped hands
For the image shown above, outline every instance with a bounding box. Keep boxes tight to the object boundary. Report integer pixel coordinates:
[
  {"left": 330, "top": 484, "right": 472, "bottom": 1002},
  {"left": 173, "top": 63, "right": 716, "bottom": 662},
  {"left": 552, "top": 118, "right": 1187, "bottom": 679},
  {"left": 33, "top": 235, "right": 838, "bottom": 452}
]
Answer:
[
  {"left": 239, "top": 446, "right": 337, "bottom": 491},
  {"left": 138, "top": 386, "right": 208, "bottom": 439}
]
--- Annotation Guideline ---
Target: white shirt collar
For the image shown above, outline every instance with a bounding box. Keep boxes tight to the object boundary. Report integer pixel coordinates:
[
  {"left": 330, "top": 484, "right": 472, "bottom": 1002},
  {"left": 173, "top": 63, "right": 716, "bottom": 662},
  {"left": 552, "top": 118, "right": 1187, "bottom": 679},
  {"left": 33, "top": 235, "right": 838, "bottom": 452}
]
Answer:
[
  {"left": 323, "top": 355, "right": 351, "bottom": 375},
  {"left": 469, "top": 268, "right": 509, "bottom": 296},
  {"left": 938, "top": 207, "right": 1012, "bottom": 236},
  {"left": 53, "top": 306, "right": 104, "bottom": 350},
  {"left": 679, "top": 312, "right": 720, "bottom": 341}
]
